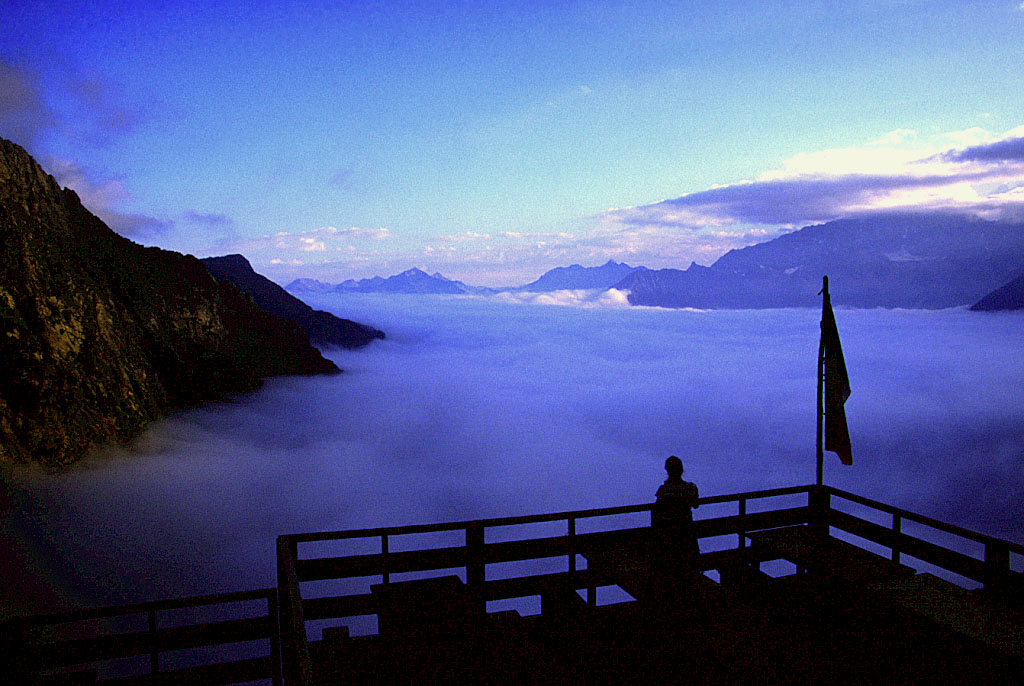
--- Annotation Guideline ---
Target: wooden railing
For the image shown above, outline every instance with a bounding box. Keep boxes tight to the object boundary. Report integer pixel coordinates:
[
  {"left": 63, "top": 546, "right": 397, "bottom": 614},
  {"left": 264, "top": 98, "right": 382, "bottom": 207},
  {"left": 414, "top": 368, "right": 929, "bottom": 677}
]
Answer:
[
  {"left": 276, "top": 484, "right": 1022, "bottom": 685},
  {"left": 1, "top": 588, "right": 282, "bottom": 685},
  {"left": 6, "top": 484, "right": 1020, "bottom": 685},
  {"left": 275, "top": 485, "right": 816, "bottom": 683},
  {"left": 824, "top": 487, "right": 1024, "bottom": 589}
]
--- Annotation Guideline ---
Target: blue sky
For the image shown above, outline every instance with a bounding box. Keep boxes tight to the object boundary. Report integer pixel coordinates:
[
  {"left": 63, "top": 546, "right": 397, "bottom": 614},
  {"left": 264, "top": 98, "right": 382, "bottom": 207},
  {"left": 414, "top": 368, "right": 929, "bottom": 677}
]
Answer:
[{"left": 2, "top": 0, "right": 1024, "bottom": 285}]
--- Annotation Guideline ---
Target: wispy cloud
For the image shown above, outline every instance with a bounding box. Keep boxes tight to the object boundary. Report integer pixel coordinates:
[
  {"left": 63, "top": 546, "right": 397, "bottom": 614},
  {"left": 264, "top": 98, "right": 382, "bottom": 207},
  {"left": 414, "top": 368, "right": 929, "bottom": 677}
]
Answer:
[
  {"left": 212, "top": 225, "right": 394, "bottom": 268},
  {"left": 252, "top": 220, "right": 789, "bottom": 287},
  {"left": 940, "top": 135, "right": 1024, "bottom": 163},
  {"left": 0, "top": 59, "right": 55, "bottom": 150},
  {"left": 0, "top": 58, "right": 169, "bottom": 238},
  {"left": 246, "top": 227, "right": 594, "bottom": 286},
  {"left": 328, "top": 168, "right": 355, "bottom": 190},
  {"left": 0, "top": 58, "right": 152, "bottom": 153},
  {"left": 183, "top": 211, "right": 234, "bottom": 227},
  {"left": 49, "top": 157, "right": 170, "bottom": 237},
  {"left": 597, "top": 126, "right": 1024, "bottom": 263},
  {"left": 212, "top": 125, "right": 1024, "bottom": 286},
  {"left": 64, "top": 68, "right": 147, "bottom": 146}
]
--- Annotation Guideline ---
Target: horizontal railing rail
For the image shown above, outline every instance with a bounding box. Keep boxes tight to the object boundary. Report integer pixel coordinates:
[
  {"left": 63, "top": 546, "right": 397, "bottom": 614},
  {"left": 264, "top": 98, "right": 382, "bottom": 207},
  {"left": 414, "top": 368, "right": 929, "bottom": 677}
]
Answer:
[
  {"left": 826, "top": 487, "right": 1024, "bottom": 555},
  {"left": 824, "top": 487, "right": 1023, "bottom": 587},
  {"left": 283, "top": 484, "right": 817, "bottom": 546},
  {"left": 1, "top": 588, "right": 282, "bottom": 685}
]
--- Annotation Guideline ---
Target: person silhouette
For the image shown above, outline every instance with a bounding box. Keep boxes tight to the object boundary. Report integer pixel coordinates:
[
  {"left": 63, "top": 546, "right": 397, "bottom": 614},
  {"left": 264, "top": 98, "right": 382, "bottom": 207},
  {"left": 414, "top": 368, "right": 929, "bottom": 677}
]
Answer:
[{"left": 652, "top": 456, "right": 700, "bottom": 562}]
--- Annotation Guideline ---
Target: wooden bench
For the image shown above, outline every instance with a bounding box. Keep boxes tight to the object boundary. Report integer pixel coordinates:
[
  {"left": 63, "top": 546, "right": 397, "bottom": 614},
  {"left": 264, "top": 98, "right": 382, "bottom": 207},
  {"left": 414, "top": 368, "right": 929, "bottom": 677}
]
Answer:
[
  {"left": 582, "top": 540, "right": 721, "bottom": 606},
  {"left": 371, "top": 575, "right": 482, "bottom": 640},
  {"left": 746, "top": 525, "right": 916, "bottom": 587}
]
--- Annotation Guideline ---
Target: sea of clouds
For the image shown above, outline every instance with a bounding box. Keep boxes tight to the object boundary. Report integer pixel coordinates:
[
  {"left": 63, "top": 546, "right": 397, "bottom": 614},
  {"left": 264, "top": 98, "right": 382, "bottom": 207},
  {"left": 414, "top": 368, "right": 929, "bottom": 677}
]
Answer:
[{"left": 2, "top": 294, "right": 1022, "bottom": 615}]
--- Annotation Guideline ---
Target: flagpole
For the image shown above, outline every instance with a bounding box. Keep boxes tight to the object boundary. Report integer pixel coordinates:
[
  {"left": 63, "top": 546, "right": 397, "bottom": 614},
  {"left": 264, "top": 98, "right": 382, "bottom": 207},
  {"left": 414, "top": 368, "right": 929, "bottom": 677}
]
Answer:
[{"left": 816, "top": 276, "right": 828, "bottom": 487}]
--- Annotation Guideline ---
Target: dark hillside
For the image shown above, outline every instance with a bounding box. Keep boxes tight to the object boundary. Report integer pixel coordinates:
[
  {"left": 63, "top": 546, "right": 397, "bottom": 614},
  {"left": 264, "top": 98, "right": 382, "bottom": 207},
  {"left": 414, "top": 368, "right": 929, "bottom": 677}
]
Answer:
[{"left": 0, "top": 138, "right": 337, "bottom": 467}]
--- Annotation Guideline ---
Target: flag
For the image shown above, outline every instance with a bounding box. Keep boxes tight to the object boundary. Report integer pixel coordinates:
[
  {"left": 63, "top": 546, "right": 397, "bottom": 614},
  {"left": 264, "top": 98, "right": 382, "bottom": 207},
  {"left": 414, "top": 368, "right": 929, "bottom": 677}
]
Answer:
[{"left": 821, "top": 290, "right": 852, "bottom": 465}]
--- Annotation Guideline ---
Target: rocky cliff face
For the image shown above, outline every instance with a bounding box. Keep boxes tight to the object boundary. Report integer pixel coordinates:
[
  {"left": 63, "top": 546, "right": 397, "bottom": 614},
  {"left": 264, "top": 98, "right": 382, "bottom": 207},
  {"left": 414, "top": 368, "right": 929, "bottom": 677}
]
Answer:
[{"left": 0, "top": 138, "right": 337, "bottom": 468}]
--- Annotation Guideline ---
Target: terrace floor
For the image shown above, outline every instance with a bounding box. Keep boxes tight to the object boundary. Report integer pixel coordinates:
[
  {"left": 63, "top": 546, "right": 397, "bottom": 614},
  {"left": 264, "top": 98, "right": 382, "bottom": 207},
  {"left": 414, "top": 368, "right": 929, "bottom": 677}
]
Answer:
[{"left": 308, "top": 526, "right": 1024, "bottom": 685}]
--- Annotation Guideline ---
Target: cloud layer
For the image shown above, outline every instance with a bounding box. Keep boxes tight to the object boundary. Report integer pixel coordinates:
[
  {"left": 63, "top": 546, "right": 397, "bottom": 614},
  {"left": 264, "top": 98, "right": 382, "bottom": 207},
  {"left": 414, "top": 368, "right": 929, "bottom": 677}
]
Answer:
[{"left": 3, "top": 298, "right": 1022, "bottom": 617}]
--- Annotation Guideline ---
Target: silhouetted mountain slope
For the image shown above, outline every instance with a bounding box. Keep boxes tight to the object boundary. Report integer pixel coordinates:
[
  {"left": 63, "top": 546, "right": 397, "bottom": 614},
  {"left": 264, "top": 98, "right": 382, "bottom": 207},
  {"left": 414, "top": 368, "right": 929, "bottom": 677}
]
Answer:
[
  {"left": 202, "top": 255, "right": 384, "bottom": 348},
  {"left": 515, "top": 260, "right": 644, "bottom": 292},
  {"left": 616, "top": 213, "right": 1024, "bottom": 309},
  {"left": 331, "top": 268, "right": 481, "bottom": 294},
  {"left": 0, "top": 138, "right": 337, "bottom": 467},
  {"left": 969, "top": 270, "right": 1024, "bottom": 311}
]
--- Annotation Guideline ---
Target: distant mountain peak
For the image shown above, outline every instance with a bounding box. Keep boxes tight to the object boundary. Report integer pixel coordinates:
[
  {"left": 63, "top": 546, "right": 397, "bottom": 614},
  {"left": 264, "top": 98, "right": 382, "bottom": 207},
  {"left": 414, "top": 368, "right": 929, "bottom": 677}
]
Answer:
[
  {"left": 324, "top": 267, "right": 473, "bottom": 294},
  {"left": 517, "top": 260, "right": 644, "bottom": 292},
  {"left": 285, "top": 277, "right": 334, "bottom": 293}
]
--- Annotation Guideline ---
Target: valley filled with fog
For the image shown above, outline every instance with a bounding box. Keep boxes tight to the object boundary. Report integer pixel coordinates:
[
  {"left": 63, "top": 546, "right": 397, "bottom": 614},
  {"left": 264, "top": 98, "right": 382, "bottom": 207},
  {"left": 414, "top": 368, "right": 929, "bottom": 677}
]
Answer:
[{"left": 3, "top": 295, "right": 1023, "bottom": 615}]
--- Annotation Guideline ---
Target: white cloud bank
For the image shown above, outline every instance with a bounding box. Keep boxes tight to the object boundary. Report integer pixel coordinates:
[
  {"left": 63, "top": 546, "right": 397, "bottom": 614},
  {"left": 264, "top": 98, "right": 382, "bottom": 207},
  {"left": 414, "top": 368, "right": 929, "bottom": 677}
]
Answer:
[
  {"left": 4, "top": 299, "right": 1022, "bottom": 615},
  {"left": 492, "top": 288, "right": 632, "bottom": 308}
]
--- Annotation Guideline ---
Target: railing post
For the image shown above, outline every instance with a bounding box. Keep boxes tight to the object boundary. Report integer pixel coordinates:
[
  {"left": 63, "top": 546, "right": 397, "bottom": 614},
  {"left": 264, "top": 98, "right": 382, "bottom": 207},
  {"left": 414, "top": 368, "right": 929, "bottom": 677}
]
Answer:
[
  {"left": 568, "top": 517, "right": 577, "bottom": 574},
  {"left": 466, "top": 524, "right": 486, "bottom": 614},
  {"left": 466, "top": 524, "right": 485, "bottom": 586},
  {"left": 808, "top": 485, "right": 829, "bottom": 538},
  {"left": 382, "top": 534, "right": 390, "bottom": 586},
  {"left": 277, "top": 536, "right": 314, "bottom": 686},
  {"left": 984, "top": 541, "right": 1011, "bottom": 591},
  {"left": 738, "top": 498, "right": 747, "bottom": 550},
  {"left": 892, "top": 514, "right": 902, "bottom": 564},
  {"left": 268, "top": 592, "right": 283, "bottom": 686},
  {"left": 147, "top": 609, "right": 158, "bottom": 674}
]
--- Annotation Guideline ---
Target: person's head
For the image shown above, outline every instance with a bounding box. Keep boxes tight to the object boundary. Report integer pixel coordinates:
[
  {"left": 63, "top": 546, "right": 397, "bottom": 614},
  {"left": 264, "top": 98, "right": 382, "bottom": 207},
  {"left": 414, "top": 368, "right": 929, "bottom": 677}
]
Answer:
[{"left": 664, "top": 455, "right": 683, "bottom": 479}]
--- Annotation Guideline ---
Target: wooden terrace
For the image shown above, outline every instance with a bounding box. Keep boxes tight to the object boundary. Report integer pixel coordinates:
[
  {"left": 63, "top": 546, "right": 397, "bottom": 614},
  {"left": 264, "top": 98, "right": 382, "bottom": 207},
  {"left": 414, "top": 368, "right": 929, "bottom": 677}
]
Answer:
[{"left": 4, "top": 484, "right": 1023, "bottom": 684}]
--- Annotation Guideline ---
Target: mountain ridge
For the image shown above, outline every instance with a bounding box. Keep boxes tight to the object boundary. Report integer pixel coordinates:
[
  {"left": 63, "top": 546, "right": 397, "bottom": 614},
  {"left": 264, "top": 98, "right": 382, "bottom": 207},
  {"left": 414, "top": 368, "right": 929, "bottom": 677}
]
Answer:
[
  {"left": 202, "top": 254, "right": 384, "bottom": 347},
  {"left": 969, "top": 270, "right": 1024, "bottom": 311},
  {"left": 513, "top": 260, "right": 644, "bottom": 292},
  {"left": 288, "top": 268, "right": 485, "bottom": 295},
  {"left": 614, "top": 213, "right": 1024, "bottom": 309},
  {"left": 286, "top": 261, "right": 646, "bottom": 296}
]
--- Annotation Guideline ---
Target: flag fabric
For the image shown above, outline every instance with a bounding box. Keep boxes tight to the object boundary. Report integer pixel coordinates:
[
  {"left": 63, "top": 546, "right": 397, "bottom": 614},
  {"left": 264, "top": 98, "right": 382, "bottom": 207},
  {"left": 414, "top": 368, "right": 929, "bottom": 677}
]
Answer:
[{"left": 821, "top": 292, "right": 852, "bottom": 465}]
